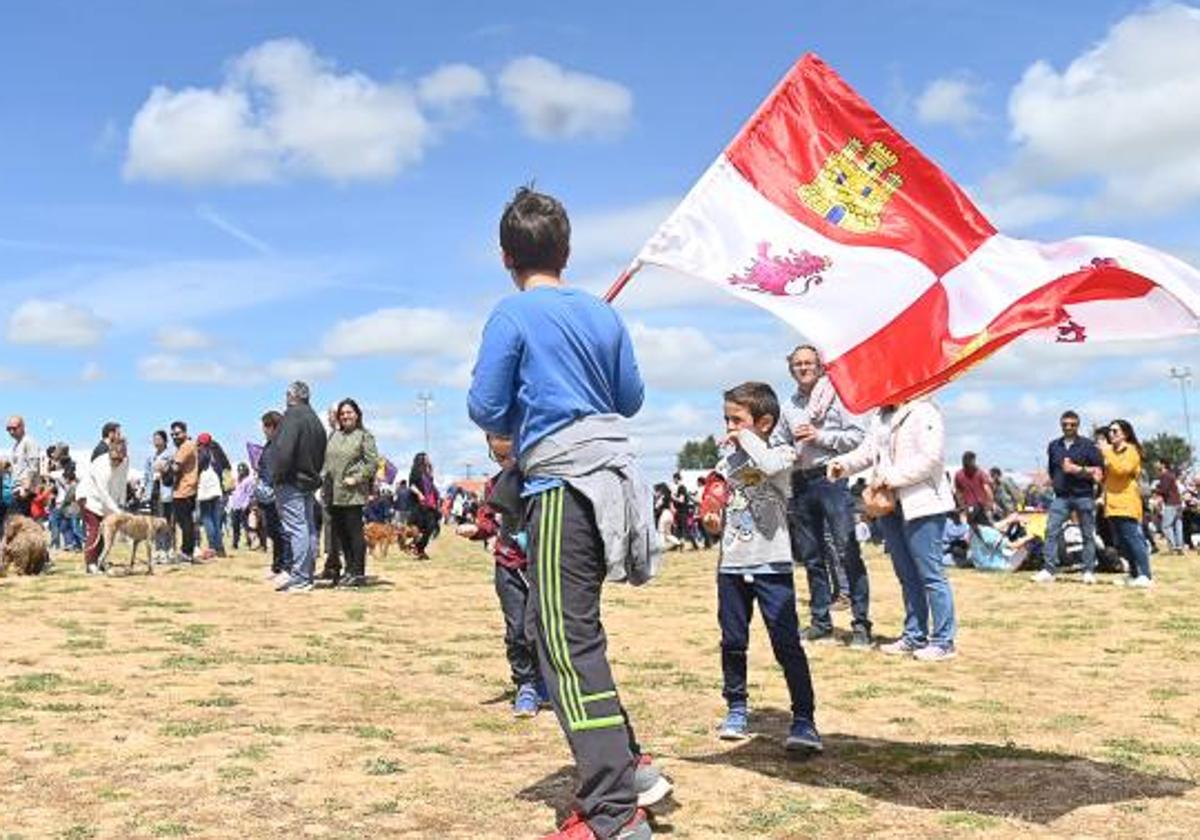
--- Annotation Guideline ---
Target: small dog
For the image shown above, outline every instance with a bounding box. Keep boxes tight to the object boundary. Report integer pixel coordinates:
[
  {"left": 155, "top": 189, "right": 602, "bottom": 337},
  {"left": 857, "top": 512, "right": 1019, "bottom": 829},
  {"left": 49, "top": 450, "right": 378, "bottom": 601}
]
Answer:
[
  {"left": 89, "top": 512, "right": 172, "bottom": 575},
  {"left": 0, "top": 514, "right": 51, "bottom": 576},
  {"left": 396, "top": 523, "right": 422, "bottom": 555},
  {"left": 362, "top": 522, "right": 424, "bottom": 559},
  {"left": 363, "top": 522, "right": 397, "bottom": 559}
]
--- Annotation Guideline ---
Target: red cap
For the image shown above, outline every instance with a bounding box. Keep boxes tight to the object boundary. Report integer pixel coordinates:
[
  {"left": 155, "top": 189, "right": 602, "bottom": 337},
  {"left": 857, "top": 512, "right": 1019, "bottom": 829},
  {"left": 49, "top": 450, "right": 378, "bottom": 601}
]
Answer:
[{"left": 196, "top": 432, "right": 212, "bottom": 445}]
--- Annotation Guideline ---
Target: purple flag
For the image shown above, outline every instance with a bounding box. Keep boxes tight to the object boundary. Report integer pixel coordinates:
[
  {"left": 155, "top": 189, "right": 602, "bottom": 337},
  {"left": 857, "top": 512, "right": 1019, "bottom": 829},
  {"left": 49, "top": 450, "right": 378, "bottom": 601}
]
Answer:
[{"left": 247, "top": 442, "right": 264, "bottom": 471}]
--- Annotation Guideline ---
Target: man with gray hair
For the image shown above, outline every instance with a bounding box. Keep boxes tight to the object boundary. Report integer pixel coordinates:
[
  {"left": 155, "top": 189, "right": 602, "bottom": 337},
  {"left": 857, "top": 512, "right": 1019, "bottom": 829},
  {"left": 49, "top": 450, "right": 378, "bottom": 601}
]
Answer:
[
  {"left": 7, "top": 415, "right": 41, "bottom": 517},
  {"left": 270, "top": 381, "right": 328, "bottom": 593},
  {"left": 772, "top": 345, "right": 872, "bottom": 649}
]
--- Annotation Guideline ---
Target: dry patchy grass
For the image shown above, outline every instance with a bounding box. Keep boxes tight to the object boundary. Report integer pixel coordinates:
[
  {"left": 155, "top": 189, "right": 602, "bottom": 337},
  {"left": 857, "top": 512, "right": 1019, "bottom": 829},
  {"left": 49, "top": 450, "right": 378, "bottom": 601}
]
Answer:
[{"left": 1, "top": 537, "right": 1198, "bottom": 838}]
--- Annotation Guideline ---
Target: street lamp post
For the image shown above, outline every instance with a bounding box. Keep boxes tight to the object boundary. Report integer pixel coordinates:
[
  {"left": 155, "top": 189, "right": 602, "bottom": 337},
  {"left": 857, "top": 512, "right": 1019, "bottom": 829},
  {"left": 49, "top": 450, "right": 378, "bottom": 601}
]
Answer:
[
  {"left": 1169, "top": 366, "right": 1194, "bottom": 452},
  {"left": 416, "top": 391, "right": 434, "bottom": 455}
]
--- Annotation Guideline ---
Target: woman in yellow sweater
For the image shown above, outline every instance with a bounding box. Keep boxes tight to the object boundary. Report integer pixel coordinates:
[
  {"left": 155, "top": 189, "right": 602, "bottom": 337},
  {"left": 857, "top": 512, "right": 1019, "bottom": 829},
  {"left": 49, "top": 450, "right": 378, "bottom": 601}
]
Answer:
[{"left": 1099, "top": 419, "right": 1152, "bottom": 587}]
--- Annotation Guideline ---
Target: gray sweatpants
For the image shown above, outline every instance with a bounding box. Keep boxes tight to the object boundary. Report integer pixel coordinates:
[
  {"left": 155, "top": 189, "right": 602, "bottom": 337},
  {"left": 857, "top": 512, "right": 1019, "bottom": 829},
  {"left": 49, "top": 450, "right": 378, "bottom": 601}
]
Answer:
[{"left": 525, "top": 484, "right": 640, "bottom": 839}]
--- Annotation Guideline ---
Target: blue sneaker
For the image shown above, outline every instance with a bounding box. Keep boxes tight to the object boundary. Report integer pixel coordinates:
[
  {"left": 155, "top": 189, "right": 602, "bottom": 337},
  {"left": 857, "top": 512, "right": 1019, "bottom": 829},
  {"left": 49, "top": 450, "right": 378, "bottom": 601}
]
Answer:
[
  {"left": 785, "top": 717, "right": 823, "bottom": 753},
  {"left": 717, "top": 704, "right": 749, "bottom": 740},
  {"left": 513, "top": 683, "right": 539, "bottom": 718}
]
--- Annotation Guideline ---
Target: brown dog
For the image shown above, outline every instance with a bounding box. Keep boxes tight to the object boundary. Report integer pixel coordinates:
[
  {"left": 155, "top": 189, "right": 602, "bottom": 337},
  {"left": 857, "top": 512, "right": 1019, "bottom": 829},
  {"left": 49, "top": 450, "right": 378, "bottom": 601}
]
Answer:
[
  {"left": 0, "top": 514, "right": 50, "bottom": 576},
  {"left": 91, "top": 512, "right": 171, "bottom": 575},
  {"left": 363, "top": 522, "right": 396, "bottom": 560},
  {"left": 362, "top": 522, "right": 424, "bottom": 559}
]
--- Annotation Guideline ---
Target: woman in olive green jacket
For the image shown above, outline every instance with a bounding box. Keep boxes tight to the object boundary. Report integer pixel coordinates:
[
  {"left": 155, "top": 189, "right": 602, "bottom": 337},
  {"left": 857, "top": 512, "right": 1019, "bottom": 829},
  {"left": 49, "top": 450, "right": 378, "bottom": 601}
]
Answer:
[{"left": 322, "top": 398, "right": 380, "bottom": 586}]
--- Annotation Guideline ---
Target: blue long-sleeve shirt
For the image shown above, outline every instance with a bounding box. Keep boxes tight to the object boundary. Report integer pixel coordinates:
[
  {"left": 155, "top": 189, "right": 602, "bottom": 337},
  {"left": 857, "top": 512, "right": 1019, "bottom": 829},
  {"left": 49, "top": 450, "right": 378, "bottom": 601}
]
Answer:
[{"left": 468, "top": 286, "right": 645, "bottom": 459}]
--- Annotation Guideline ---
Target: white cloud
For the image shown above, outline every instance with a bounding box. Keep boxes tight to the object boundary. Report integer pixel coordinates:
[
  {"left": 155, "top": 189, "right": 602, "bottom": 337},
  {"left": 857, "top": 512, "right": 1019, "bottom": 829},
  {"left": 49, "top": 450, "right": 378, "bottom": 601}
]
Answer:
[
  {"left": 970, "top": 185, "right": 1072, "bottom": 231},
  {"left": 2, "top": 257, "right": 346, "bottom": 336},
  {"left": 321, "top": 307, "right": 477, "bottom": 357},
  {"left": 628, "top": 321, "right": 784, "bottom": 391},
  {"left": 915, "top": 74, "right": 985, "bottom": 131},
  {"left": 947, "top": 390, "right": 995, "bottom": 417},
  {"left": 155, "top": 325, "right": 212, "bottom": 352},
  {"left": 1005, "top": 3, "right": 1200, "bottom": 217},
  {"left": 137, "top": 354, "right": 263, "bottom": 386},
  {"left": 124, "top": 39, "right": 485, "bottom": 184},
  {"left": 398, "top": 355, "right": 476, "bottom": 389},
  {"left": 80, "top": 361, "right": 104, "bottom": 382},
  {"left": 5, "top": 300, "right": 109, "bottom": 347},
  {"left": 267, "top": 355, "right": 336, "bottom": 382},
  {"left": 498, "top": 56, "right": 632, "bottom": 140},
  {"left": 368, "top": 416, "right": 415, "bottom": 442},
  {"left": 418, "top": 63, "right": 490, "bottom": 110}
]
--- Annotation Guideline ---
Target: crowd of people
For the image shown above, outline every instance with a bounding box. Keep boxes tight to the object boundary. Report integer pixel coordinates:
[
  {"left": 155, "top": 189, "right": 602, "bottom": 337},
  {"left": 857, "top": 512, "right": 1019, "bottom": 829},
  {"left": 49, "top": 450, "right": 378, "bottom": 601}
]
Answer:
[{"left": 0, "top": 392, "right": 451, "bottom": 589}]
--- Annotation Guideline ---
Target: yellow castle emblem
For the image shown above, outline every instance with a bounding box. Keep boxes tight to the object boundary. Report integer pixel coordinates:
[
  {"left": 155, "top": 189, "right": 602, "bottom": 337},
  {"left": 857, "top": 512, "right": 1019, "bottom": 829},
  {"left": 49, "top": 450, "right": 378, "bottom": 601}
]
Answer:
[{"left": 797, "top": 138, "right": 902, "bottom": 233}]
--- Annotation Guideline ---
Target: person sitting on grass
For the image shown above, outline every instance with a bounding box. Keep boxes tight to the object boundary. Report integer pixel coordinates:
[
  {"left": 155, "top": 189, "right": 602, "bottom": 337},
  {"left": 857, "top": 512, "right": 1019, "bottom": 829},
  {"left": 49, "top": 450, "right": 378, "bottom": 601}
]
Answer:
[
  {"left": 942, "top": 508, "right": 971, "bottom": 568},
  {"left": 455, "top": 433, "right": 548, "bottom": 719},
  {"left": 967, "top": 506, "right": 1040, "bottom": 572},
  {"left": 706, "top": 381, "right": 821, "bottom": 753}
]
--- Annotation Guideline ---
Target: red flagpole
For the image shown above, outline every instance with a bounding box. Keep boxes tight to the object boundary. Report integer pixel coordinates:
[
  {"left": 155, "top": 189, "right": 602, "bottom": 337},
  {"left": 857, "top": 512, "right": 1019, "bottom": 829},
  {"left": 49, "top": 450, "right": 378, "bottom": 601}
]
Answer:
[{"left": 603, "top": 260, "right": 644, "bottom": 303}]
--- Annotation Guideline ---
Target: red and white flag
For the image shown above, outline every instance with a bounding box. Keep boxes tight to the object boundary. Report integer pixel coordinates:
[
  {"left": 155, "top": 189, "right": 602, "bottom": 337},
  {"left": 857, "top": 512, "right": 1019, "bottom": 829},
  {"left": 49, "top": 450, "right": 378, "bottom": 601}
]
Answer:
[{"left": 631, "top": 54, "right": 1200, "bottom": 413}]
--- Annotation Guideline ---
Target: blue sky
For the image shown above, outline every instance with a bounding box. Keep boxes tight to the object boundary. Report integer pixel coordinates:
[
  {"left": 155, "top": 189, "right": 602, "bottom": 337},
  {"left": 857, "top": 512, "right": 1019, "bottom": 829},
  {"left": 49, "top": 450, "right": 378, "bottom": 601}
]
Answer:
[{"left": 2, "top": 0, "right": 1199, "bottom": 481}]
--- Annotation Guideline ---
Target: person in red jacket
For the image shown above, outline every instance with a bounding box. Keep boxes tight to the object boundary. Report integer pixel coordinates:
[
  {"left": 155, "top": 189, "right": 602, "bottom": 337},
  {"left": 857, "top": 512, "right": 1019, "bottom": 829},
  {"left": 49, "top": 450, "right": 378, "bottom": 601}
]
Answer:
[{"left": 455, "top": 434, "right": 546, "bottom": 717}]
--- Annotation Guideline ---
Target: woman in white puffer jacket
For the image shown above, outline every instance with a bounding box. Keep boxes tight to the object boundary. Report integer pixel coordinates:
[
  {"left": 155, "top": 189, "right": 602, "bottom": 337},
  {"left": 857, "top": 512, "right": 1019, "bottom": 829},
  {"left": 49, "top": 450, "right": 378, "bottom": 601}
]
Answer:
[{"left": 829, "top": 397, "right": 958, "bottom": 661}]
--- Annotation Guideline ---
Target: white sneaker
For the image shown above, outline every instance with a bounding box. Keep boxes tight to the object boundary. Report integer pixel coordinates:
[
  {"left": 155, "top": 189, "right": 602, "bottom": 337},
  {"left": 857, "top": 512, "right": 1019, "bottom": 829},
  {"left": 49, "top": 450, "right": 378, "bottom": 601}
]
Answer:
[
  {"left": 1129, "top": 576, "right": 1153, "bottom": 589},
  {"left": 1030, "top": 569, "right": 1055, "bottom": 584},
  {"left": 1082, "top": 571, "right": 1097, "bottom": 585}
]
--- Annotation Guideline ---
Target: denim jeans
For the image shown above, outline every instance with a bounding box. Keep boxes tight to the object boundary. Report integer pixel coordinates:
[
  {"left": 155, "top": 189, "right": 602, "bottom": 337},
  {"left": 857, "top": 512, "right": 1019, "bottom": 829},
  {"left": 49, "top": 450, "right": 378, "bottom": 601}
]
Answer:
[
  {"left": 48, "top": 508, "right": 66, "bottom": 549},
  {"left": 276, "top": 484, "right": 317, "bottom": 584},
  {"left": 878, "top": 511, "right": 956, "bottom": 648},
  {"left": 199, "top": 498, "right": 224, "bottom": 553},
  {"left": 717, "top": 571, "right": 815, "bottom": 720},
  {"left": 1042, "top": 496, "right": 1097, "bottom": 574},
  {"left": 1110, "top": 516, "right": 1152, "bottom": 579},
  {"left": 788, "top": 475, "right": 871, "bottom": 633},
  {"left": 1161, "top": 505, "right": 1183, "bottom": 550}
]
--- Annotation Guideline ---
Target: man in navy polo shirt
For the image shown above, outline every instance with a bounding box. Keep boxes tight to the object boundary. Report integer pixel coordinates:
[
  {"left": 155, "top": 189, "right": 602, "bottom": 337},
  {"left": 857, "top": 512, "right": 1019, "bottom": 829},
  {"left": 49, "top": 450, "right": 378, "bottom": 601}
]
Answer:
[{"left": 1032, "top": 410, "right": 1104, "bottom": 584}]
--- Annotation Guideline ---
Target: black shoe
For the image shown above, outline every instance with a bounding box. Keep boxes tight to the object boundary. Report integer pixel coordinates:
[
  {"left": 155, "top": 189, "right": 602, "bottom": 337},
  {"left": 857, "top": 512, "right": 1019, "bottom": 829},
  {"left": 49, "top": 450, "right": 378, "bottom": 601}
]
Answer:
[
  {"left": 848, "top": 627, "right": 873, "bottom": 650},
  {"left": 342, "top": 575, "right": 367, "bottom": 588},
  {"left": 800, "top": 626, "right": 835, "bottom": 645}
]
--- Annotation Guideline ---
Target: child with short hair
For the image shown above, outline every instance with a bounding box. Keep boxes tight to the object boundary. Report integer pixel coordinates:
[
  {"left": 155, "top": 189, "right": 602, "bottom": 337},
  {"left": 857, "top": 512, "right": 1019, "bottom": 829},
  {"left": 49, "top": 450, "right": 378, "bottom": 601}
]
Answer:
[
  {"left": 708, "top": 381, "right": 821, "bottom": 752},
  {"left": 455, "top": 433, "right": 546, "bottom": 718}
]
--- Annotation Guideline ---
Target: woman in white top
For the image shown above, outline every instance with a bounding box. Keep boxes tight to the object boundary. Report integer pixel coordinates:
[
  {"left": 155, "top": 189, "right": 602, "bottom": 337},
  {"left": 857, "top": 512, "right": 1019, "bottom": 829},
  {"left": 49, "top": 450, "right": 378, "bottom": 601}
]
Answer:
[
  {"left": 81, "top": 437, "right": 129, "bottom": 574},
  {"left": 829, "top": 398, "right": 958, "bottom": 661}
]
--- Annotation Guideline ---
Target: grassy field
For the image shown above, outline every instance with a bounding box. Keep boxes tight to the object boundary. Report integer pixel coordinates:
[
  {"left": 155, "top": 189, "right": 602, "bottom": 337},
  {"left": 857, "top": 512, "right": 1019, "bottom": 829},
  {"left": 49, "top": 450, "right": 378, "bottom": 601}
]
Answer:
[{"left": 2, "top": 535, "right": 1198, "bottom": 839}]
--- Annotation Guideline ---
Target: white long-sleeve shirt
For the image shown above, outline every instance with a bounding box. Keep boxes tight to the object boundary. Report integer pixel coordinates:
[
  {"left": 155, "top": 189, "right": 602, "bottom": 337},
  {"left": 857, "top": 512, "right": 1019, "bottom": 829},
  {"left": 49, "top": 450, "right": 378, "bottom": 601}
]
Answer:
[{"left": 81, "top": 453, "right": 129, "bottom": 517}]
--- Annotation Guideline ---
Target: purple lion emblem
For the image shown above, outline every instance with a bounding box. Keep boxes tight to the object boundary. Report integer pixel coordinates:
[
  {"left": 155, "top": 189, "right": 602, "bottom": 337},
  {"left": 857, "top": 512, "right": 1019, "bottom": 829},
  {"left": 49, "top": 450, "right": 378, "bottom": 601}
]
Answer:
[{"left": 727, "top": 242, "right": 832, "bottom": 297}]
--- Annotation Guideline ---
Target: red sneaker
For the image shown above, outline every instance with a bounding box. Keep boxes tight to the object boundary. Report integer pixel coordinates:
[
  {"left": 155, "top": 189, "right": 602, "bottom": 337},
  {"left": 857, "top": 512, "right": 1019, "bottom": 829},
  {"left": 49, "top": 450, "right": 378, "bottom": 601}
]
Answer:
[{"left": 539, "top": 808, "right": 651, "bottom": 840}]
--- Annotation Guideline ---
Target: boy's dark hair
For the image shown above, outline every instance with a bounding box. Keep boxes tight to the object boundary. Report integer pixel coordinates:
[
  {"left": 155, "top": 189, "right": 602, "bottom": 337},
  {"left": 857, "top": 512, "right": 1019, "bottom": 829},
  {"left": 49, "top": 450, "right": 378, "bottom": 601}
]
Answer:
[
  {"left": 261, "top": 410, "right": 282, "bottom": 428},
  {"left": 1061, "top": 410, "right": 1079, "bottom": 422},
  {"left": 500, "top": 186, "right": 571, "bottom": 274},
  {"left": 170, "top": 420, "right": 187, "bottom": 433},
  {"left": 153, "top": 429, "right": 167, "bottom": 444},
  {"left": 723, "top": 382, "right": 780, "bottom": 431},
  {"left": 101, "top": 421, "right": 121, "bottom": 440}
]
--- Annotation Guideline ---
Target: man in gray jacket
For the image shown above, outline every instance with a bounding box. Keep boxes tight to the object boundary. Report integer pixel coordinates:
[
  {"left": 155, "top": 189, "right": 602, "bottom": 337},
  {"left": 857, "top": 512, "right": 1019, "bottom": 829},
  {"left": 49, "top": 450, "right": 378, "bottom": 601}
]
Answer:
[
  {"left": 271, "top": 381, "right": 327, "bottom": 593},
  {"left": 772, "top": 345, "right": 872, "bottom": 648}
]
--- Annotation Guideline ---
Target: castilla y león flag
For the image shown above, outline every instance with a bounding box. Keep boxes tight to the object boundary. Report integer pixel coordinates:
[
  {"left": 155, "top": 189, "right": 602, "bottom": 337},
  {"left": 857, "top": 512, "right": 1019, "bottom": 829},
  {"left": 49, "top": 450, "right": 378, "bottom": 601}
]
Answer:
[{"left": 632, "top": 54, "right": 1200, "bottom": 413}]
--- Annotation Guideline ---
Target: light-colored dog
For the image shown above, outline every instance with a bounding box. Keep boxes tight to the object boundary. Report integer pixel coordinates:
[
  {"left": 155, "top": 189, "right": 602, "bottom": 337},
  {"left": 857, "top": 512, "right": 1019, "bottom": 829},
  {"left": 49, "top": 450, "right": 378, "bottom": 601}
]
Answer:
[
  {"left": 0, "top": 514, "right": 50, "bottom": 576},
  {"left": 90, "top": 512, "right": 172, "bottom": 575}
]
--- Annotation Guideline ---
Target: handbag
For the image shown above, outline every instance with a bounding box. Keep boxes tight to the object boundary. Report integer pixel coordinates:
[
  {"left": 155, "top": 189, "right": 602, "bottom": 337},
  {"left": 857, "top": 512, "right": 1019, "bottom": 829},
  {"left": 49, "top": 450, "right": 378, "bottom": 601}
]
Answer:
[
  {"left": 862, "top": 483, "right": 896, "bottom": 518},
  {"left": 862, "top": 408, "right": 912, "bottom": 519}
]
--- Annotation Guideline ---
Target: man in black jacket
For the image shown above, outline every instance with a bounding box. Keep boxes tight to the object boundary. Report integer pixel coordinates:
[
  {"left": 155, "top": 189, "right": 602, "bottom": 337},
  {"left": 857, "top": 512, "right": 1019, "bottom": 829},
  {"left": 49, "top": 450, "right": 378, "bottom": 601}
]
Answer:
[{"left": 271, "top": 381, "right": 327, "bottom": 593}]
